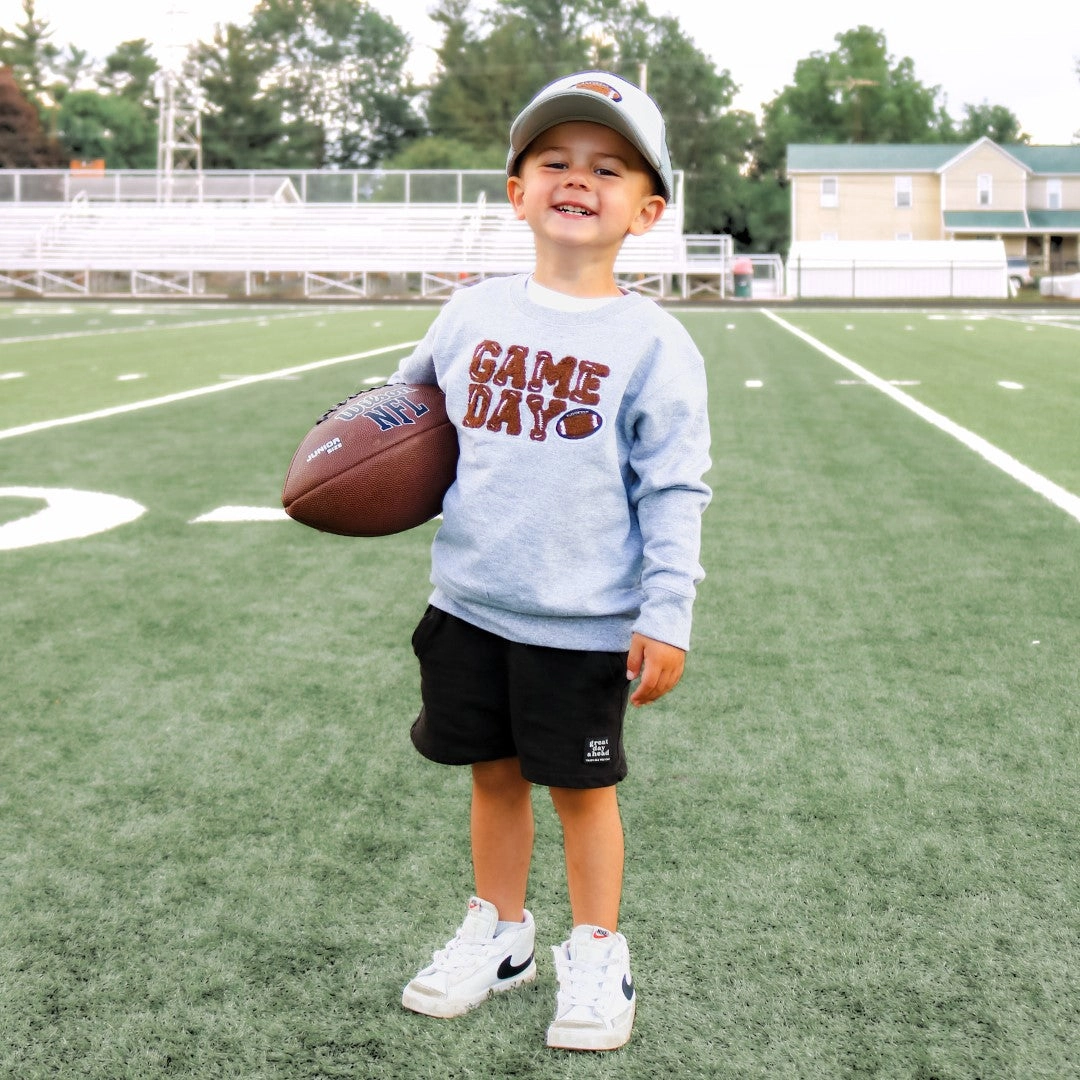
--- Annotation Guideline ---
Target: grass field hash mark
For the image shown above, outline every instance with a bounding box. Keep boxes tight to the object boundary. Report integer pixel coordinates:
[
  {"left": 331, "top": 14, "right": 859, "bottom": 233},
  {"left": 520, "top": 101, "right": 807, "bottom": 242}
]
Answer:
[
  {"left": 0, "top": 340, "right": 419, "bottom": 443},
  {"left": 764, "top": 309, "right": 1080, "bottom": 525},
  {"left": 191, "top": 506, "right": 290, "bottom": 523}
]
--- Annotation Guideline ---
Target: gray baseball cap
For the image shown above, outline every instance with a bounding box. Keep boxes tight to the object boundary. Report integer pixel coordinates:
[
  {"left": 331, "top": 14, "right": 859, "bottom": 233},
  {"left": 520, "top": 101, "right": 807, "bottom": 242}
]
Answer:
[{"left": 507, "top": 71, "right": 674, "bottom": 202}]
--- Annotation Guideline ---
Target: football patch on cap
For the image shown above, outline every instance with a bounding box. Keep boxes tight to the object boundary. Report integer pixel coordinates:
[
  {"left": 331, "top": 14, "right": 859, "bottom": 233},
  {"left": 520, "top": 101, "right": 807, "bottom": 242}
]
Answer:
[{"left": 574, "top": 80, "right": 623, "bottom": 102}]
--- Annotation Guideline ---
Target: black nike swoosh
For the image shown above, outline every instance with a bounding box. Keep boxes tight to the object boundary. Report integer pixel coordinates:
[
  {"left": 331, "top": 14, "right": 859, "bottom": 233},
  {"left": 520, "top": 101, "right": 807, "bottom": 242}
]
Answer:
[
  {"left": 497, "top": 953, "right": 534, "bottom": 980},
  {"left": 622, "top": 974, "right": 634, "bottom": 1001}
]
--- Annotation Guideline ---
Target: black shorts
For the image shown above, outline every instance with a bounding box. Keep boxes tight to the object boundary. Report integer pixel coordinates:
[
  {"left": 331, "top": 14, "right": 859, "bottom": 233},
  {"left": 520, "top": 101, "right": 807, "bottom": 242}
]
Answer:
[{"left": 409, "top": 606, "right": 630, "bottom": 789}]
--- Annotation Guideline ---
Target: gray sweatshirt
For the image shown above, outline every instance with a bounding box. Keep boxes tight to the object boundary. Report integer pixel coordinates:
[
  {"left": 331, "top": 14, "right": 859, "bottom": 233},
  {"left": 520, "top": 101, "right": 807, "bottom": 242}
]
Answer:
[{"left": 390, "top": 275, "right": 712, "bottom": 653}]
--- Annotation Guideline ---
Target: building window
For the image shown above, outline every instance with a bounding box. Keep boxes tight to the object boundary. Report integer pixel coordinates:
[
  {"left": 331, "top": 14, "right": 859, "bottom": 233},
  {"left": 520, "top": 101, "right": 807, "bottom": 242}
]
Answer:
[
  {"left": 895, "top": 176, "right": 912, "bottom": 208},
  {"left": 820, "top": 176, "right": 838, "bottom": 208},
  {"left": 895, "top": 232, "right": 913, "bottom": 241},
  {"left": 977, "top": 174, "right": 992, "bottom": 206},
  {"left": 1047, "top": 179, "right": 1062, "bottom": 210},
  {"left": 821, "top": 231, "right": 838, "bottom": 242}
]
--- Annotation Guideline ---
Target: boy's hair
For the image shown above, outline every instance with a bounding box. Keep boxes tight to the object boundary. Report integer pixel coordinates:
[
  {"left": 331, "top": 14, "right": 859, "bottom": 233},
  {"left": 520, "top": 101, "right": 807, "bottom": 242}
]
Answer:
[{"left": 506, "top": 71, "right": 674, "bottom": 202}]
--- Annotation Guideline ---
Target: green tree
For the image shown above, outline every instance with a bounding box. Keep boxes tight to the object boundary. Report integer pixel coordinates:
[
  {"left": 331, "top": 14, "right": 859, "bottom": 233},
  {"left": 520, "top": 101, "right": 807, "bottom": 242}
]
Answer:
[
  {"left": 957, "top": 101, "right": 1028, "bottom": 144},
  {"left": 424, "top": 0, "right": 590, "bottom": 155},
  {"left": 384, "top": 134, "right": 505, "bottom": 170},
  {"left": 193, "top": 22, "right": 320, "bottom": 168},
  {"left": 247, "top": 0, "right": 423, "bottom": 168},
  {"left": 56, "top": 88, "right": 156, "bottom": 166},
  {"left": 55, "top": 45, "right": 93, "bottom": 94},
  {"left": 99, "top": 40, "right": 159, "bottom": 107},
  {"left": 46, "top": 41, "right": 159, "bottom": 168},
  {"left": 0, "top": 0, "right": 59, "bottom": 101},
  {"left": 740, "top": 171, "right": 789, "bottom": 255}
]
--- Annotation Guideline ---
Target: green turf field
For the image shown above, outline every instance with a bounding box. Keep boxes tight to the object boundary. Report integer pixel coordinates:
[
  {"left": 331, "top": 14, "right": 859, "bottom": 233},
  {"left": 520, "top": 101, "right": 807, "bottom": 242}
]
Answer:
[{"left": 2, "top": 300, "right": 1078, "bottom": 1078}]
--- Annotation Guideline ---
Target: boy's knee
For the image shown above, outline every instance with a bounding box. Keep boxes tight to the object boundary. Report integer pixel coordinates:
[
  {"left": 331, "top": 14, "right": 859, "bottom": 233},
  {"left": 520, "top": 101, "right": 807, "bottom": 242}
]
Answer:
[
  {"left": 549, "top": 784, "right": 618, "bottom": 818},
  {"left": 472, "top": 757, "right": 531, "bottom": 795}
]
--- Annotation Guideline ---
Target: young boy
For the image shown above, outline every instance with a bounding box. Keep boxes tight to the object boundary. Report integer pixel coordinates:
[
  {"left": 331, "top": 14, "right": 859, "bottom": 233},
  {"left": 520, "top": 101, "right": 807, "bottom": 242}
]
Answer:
[{"left": 391, "top": 71, "right": 711, "bottom": 1051}]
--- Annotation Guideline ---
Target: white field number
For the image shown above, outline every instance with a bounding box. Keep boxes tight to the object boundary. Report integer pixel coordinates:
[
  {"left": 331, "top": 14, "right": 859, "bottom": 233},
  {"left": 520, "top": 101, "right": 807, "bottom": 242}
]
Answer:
[
  {"left": 0, "top": 487, "right": 289, "bottom": 551},
  {"left": 0, "top": 487, "right": 147, "bottom": 551}
]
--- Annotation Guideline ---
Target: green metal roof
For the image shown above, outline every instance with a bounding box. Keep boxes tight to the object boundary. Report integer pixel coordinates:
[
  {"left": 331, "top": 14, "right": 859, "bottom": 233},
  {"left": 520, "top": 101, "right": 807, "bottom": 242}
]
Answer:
[
  {"left": 1028, "top": 210, "right": 1080, "bottom": 229},
  {"left": 1007, "top": 146, "right": 1080, "bottom": 174},
  {"left": 787, "top": 144, "right": 957, "bottom": 172},
  {"left": 788, "top": 141, "right": 1080, "bottom": 175},
  {"left": 944, "top": 211, "right": 1029, "bottom": 230}
]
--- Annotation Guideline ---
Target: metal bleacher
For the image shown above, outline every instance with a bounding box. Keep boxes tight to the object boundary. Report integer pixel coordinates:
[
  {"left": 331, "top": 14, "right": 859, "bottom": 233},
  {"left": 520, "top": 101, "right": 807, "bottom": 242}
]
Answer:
[{"left": 0, "top": 168, "right": 731, "bottom": 300}]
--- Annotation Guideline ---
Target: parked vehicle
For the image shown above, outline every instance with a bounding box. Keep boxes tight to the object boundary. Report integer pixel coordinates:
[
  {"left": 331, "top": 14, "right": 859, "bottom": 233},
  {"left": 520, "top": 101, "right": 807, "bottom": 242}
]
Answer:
[{"left": 1007, "top": 257, "right": 1035, "bottom": 290}]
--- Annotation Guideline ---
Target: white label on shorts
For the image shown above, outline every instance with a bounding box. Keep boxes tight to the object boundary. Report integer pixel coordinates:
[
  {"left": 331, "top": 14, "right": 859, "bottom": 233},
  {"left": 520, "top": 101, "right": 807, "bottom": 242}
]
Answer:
[{"left": 583, "top": 737, "right": 612, "bottom": 765}]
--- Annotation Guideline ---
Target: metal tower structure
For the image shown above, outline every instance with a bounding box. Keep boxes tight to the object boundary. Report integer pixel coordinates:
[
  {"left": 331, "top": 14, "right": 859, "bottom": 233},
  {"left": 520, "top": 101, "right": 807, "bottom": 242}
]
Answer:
[{"left": 155, "top": 8, "right": 203, "bottom": 202}]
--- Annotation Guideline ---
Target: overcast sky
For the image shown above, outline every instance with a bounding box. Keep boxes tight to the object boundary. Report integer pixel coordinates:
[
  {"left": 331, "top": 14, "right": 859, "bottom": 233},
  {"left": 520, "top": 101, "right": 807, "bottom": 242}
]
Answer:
[{"left": 3, "top": 0, "right": 1078, "bottom": 144}]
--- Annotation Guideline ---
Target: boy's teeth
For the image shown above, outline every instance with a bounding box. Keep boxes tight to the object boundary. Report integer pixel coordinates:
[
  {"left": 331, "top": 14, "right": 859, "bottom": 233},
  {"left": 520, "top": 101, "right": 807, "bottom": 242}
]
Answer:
[{"left": 557, "top": 205, "right": 590, "bottom": 215}]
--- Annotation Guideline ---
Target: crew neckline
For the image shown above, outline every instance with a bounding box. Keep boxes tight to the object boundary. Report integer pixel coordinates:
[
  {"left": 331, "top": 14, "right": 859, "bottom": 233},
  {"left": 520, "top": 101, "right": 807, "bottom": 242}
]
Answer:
[{"left": 525, "top": 275, "right": 625, "bottom": 312}]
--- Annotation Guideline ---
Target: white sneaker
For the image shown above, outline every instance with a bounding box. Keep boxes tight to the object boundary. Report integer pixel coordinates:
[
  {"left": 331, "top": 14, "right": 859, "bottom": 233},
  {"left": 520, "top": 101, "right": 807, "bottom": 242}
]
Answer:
[
  {"left": 402, "top": 897, "right": 537, "bottom": 1018},
  {"left": 546, "top": 925, "right": 636, "bottom": 1051}
]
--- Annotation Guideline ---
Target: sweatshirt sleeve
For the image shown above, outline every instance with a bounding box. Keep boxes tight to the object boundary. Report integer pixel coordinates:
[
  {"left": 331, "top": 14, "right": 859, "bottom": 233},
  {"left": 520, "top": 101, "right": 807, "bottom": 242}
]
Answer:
[
  {"left": 624, "top": 335, "right": 712, "bottom": 651},
  {"left": 387, "top": 307, "right": 442, "bottom": 386}
]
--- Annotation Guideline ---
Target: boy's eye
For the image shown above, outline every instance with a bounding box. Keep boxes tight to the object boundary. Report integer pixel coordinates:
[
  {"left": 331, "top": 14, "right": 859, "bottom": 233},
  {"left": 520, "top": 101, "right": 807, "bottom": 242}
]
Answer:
[{"left": 535, "top": 158, "right": 621, "bottom": 177}]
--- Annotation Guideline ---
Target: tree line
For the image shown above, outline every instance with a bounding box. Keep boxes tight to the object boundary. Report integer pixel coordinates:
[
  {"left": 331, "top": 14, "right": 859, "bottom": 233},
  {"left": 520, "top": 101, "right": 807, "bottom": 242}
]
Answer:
[{"left": 1, "top": 0, "right": 1040, "bottom": 252}]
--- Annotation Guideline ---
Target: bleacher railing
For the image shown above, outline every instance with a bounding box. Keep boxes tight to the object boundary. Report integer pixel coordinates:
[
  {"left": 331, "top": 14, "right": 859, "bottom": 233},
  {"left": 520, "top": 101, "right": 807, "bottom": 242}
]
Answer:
[{"left": 0, "top": 168, "right": 684, "bottom": 209}]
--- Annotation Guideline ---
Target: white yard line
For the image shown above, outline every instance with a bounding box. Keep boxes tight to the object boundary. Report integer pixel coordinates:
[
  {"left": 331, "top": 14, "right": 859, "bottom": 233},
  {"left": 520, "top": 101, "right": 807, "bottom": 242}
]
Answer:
[
  {"left": 989, "top": 311, "right": 1080, "bottom": 333},
  {"left": 0, "top": 307, "right": 346, "bottom": 347},
  {"left": 0, "top": 341, "right": 418, "bottom": 442},
  {"left": 762, "top": 309, "right": 1080, "bottom": 525}
]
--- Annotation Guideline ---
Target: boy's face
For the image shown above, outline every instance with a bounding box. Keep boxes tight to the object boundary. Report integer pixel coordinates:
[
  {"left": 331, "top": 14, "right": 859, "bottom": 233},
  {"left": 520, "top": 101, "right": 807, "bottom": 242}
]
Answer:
[{"left": 507, "top": 122, "right": 665, "bottom": 257}]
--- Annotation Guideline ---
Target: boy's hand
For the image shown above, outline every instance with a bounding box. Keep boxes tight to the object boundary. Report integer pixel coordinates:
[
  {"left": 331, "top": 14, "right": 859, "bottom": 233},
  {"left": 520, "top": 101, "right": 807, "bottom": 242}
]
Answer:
[{"left": 627, "top": 633, "right": 686, "bottom": 706}]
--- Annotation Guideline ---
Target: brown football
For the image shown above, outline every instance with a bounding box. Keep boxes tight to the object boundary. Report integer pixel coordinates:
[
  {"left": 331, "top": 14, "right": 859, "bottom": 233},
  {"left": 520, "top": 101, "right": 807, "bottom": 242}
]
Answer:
[{"left": 282, "top": 383, "right": 458, "bottom": 537}]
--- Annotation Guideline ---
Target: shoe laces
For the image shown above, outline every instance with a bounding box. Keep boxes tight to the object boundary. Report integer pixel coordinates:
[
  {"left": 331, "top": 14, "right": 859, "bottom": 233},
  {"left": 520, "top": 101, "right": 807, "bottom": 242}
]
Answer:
[
  {"left": 555, "top": 950, "right": 617, "bottom": 1009},
  {"left": 430, "top": 930, "right": 503, "bottom": 973}
]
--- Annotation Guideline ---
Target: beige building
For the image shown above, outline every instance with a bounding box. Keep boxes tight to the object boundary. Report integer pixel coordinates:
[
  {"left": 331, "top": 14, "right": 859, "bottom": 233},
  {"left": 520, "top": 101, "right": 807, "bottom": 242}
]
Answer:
[{"left": 787, "top": 139, "right": 1080, "bottom": 275}]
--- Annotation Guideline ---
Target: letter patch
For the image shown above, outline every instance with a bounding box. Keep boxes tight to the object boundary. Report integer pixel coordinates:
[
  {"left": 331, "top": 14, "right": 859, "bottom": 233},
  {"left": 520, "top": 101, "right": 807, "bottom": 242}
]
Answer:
[{"left": 462, "top": 340, "right": 611, "bottom": 443}]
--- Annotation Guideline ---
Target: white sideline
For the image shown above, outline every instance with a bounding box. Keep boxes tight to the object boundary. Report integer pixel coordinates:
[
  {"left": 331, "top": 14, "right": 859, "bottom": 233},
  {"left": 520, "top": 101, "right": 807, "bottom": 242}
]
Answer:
[
  {"left": 0, "top": 341, "right": 419, "bottom": 442},
  {"left": 762, "top": 309, "right": 1080, "bottom": 525}
]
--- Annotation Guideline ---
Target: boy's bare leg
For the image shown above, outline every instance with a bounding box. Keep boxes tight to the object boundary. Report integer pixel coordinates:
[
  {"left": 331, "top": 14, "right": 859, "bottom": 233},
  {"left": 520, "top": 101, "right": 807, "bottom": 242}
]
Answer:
[
  {"left": 471, "top": 758, "right": 534, "bottom": 922},
  {"left": 549, "top": 785, "right": 624, "bottom": 931}
]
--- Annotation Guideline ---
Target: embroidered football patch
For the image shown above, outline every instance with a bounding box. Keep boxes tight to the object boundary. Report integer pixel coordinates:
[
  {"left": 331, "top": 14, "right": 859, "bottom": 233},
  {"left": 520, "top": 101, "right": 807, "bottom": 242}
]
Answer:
[
  {"left": 556, "top": 408, "right": 603, "bottom": 440},
  {"left": 574, "top": 80, "right": 623, "bottom": 103}
]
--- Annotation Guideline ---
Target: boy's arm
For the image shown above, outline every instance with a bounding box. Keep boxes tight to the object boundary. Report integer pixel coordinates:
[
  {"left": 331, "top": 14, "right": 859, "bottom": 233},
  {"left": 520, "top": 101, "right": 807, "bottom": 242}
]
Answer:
[
  {"left": 626, "top": 633, "right": 685, "bottom": 706},
  {"left": 387, "top": 308, "right": 444, "bottom": 386},
  {"left": 628, "top": 345, "right": 712, "bottom": 659}
]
